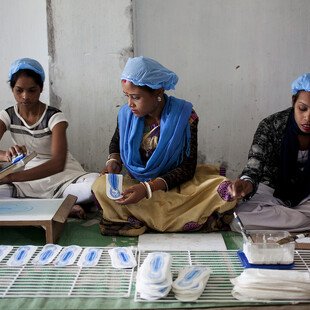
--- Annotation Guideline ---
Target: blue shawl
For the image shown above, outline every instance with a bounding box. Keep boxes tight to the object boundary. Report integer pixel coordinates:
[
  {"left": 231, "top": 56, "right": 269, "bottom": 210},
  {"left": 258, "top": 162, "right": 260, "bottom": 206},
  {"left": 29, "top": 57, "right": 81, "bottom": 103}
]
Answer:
[{"left": 118, "top": 95, "right": 193, "bottom": 181}]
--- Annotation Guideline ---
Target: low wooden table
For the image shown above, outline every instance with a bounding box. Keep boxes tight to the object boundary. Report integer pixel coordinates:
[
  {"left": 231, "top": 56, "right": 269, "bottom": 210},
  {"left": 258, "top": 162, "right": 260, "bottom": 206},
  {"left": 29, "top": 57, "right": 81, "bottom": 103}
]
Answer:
[{"left": 0, "top": 195, "right": 76, "bottom": 243}]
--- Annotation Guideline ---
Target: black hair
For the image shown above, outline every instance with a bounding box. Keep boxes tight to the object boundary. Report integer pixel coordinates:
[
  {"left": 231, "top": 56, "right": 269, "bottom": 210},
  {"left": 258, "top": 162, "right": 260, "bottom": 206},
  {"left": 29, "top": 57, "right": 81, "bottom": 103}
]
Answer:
[
  {"left": 9, "top": 69, "right": 43, "bottom": 90},
  {"left": 139, "top": 85, "right": 158, "bottom": 93}
]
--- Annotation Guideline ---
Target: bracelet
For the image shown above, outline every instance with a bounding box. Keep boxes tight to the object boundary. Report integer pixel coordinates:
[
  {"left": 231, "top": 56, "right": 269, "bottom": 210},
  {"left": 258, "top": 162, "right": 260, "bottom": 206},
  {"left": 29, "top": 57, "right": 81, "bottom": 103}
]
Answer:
[
  {"left": 106, "top": 158, "right": 122, "bottom": 167},
  {"left": 149, "top": 179, "right": 161, "bottom": 192},
  {"left": 144, "top": 182, "right": 152, "bottom": 199},
  {"left": 157, "top": 177, "right": 169, "bottom": 191},
  {"left": 140, "top": 181, "right": 152, "bottom": 199},
  {"left": 108, "top": 153, "right": 120, "bottom": 160}
]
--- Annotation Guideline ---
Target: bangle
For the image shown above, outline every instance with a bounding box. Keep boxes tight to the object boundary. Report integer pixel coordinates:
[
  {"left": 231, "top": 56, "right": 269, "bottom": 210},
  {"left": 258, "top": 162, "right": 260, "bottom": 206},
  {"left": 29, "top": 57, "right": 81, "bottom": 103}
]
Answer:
[
  {"left": 106, "top": 158, "right": 122, "bottom": 167},
  {"left": 144, "top": 181, "right": 152, "bottom": 199},
  {"left": 149, "top": 179, "right": 161, "bottom": 192},
  {"left": 140, "top": 182, "right": 148, "bottom": 198},
  {"left": 157, "top": 177, "right": 169, "bottom": 191},
  {"left": 108, "top": 153, "right": 120, "bottom": 160}
]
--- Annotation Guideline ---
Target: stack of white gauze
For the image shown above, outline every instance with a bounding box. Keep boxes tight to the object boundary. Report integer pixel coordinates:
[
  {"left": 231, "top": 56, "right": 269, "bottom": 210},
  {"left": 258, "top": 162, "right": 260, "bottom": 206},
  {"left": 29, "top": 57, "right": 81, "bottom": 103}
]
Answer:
[
  {"left": 231, "top": 269, "right": 310, "bottom": 300},
  {"left": 172, "top": 266, "right": 212, "bottom": 301},
  {"left": 136, "top": 252, "right": 172, "bottom": 300}
]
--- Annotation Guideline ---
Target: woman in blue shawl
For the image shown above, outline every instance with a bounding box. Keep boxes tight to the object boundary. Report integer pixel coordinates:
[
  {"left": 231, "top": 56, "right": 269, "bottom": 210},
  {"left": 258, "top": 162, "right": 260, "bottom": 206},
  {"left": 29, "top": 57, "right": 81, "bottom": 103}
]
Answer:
[{"left": 92, "top": 56, "right": 236, "bottom": 236}]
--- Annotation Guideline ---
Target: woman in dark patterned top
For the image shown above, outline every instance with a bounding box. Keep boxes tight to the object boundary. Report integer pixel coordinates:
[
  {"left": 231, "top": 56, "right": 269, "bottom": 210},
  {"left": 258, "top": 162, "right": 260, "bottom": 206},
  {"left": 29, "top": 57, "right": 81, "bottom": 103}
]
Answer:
[
  {"left": 92, "top": 56, "right": 236, "bottom": 236},
  {"left": 230, "top": 73, "right": 310, "bottom": 232}
]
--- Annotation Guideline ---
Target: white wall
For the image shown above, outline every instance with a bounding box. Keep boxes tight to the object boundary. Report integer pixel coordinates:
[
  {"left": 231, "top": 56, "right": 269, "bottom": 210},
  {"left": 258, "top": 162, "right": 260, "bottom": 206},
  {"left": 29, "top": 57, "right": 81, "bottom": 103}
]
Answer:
[
  {"left": 48, "top": 0, "right": 132, "bottom": 171},
  {"left": 133, "top": 0, "right": 310, "bottom": 177},
  {"left": 1, "top": 0, "right": 310, "bottom": 178},
  {"left": 0, "top": 0, "right": 49, "bottom": 147}
]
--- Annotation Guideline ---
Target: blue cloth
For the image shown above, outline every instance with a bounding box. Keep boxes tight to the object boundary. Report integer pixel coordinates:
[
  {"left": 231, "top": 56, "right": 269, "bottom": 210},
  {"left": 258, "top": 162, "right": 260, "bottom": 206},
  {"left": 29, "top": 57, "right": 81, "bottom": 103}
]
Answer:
[
  {"left": 121, "top": 56, "right": 178, "bottom": 90},
  {"left": 118, "top": 95, "right": 192, "bottom": 181},
  {"left": 9, "top": 58, "right": 45, "bottom": 82},
  {"left": 291, "top": 73, "right": 310, "bottom": 94}
]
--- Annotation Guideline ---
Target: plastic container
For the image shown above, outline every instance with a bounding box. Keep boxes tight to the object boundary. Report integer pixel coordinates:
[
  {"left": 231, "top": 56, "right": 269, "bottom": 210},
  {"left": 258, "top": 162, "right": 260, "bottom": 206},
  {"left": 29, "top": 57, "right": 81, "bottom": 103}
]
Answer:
[{"left": 243, "top": 230, "right": 295, "bottom": 265}]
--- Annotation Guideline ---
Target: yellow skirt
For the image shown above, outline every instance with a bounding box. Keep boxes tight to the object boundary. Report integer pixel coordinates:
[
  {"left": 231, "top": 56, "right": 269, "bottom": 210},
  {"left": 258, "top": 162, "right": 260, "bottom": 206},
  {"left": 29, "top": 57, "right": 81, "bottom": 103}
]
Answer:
[{"left": 92, "top": 165, "right": 236, "bottom": 236}]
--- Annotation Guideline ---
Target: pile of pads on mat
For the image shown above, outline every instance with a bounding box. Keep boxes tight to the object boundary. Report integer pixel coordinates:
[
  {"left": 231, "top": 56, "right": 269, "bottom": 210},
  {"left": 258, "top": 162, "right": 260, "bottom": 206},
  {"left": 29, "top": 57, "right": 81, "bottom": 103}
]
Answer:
[{"left": 136, "top": 252, "right": 211, "bottom": 301}]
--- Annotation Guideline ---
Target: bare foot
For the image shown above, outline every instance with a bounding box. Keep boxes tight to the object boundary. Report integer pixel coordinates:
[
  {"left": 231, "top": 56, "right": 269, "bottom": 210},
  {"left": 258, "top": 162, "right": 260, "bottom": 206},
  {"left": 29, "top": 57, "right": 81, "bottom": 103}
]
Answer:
[{"left": 69, "top": 204, "right": 86, "bottom": 219}]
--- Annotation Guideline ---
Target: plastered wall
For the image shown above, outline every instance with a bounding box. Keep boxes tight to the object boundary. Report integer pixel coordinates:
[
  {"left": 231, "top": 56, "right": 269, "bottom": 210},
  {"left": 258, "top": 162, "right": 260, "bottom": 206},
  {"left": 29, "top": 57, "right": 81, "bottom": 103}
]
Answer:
[{"left": 1, "top": 0, "right": 310, "bottom": 177}]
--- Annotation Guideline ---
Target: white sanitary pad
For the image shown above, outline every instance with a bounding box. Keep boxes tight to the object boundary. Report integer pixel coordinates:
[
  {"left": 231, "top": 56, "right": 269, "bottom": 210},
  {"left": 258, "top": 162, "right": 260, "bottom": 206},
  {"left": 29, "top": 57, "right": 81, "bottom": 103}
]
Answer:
[
  {"left": 7, "top": 245, "right": 37, "bottom": 266},
  {"left": 172, "top": 266, "right": 211, "bottom": 301},
  {"left": 106, "top": 173, "right": 123, "bottom": 200},
  {"left": 108, "top": 247, "right": 136, "bottom": 268},
  {"left": 32, "top": 244, "right": 62, "bottom": 265},
  {"left": 136, "top": 252, "right": 172, "bottom": 300},
  {"left": 77, "top": 247, "right": 103, "bottom": 267},
  {"left": 231, "top": 269, "right": 310, "bottom": 300},
  {"left": 0, "top": 245, "right": 13, "bottom": 262},
  {"left": 54, "top": 245, "right": 82, "bottom": 267}
]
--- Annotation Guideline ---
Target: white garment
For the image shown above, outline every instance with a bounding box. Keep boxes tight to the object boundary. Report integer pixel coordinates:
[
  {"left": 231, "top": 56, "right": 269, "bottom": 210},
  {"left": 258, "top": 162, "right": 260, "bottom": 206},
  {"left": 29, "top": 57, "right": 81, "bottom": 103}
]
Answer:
[{"left": 0, "top": 104, "right": 97, "bottom": 199}]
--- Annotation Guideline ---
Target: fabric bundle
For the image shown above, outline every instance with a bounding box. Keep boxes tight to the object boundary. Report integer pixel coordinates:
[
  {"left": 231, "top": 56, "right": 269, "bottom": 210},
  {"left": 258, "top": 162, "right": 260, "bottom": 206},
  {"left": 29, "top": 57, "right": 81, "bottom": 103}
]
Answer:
[{"left": 231, "top": 269, "right": 310, "bottom": 300}]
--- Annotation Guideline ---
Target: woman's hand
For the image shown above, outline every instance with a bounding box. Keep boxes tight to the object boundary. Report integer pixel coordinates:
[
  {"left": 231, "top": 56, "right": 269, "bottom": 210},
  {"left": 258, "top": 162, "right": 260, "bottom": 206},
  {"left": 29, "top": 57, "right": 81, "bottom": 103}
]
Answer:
[
  {"left": 115, "top": 183, "right": 147, "bottom": 205},
  {"left": 229, "top": 179, "right": 253, "bottom": 199},
  {"left": 104, "top": 159, "right": 122, "bottom": 174},
  {"left": 5, "top": 145, "right": 27, "bottom": 162}
]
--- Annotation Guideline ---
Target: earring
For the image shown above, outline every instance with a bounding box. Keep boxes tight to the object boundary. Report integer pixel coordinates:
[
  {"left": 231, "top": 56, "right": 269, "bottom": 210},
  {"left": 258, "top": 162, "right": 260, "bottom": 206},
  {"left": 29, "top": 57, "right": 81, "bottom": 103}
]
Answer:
[{"left": 157, "top": 96, "right": 162, "bottom": 102}]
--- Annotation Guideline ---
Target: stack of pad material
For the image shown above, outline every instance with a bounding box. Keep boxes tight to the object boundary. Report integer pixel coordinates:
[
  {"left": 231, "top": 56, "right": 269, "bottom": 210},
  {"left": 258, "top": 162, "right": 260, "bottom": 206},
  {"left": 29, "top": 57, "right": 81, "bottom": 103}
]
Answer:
[
  {"left": 172, "top": 266, "right": 212, "bottom": 301},
  {"left": 136, "top": 252, "right": 172, "bottom": 300},
  {"left": 231, "top": 269, "right": 310, "bottom": 300}
]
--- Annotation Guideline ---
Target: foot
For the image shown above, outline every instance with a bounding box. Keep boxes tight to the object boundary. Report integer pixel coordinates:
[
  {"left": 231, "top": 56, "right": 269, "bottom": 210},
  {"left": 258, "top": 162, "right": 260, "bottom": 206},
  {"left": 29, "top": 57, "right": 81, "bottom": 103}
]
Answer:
[{"left": 69, "top": 204, "right": 86, "bottom": 219}]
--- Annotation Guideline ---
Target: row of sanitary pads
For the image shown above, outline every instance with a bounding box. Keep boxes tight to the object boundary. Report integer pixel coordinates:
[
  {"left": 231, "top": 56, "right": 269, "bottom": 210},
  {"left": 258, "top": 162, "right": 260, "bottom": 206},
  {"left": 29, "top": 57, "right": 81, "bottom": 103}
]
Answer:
[{"left": 0, "top": 245, "right": 102, "bottom": 267}]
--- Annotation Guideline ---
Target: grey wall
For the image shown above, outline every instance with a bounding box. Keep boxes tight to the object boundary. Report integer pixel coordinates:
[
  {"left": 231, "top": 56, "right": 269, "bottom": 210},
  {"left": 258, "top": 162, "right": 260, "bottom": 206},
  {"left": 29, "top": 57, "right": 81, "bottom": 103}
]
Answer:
[
  {"left": 1, "top": 0, "right": 310, "bottom": 177},
  {"left": 133, "top": 0, "right": 310, "bottom": 177},
  {"left": 0, "top": 0, "right": 49, "bottom": 147}
]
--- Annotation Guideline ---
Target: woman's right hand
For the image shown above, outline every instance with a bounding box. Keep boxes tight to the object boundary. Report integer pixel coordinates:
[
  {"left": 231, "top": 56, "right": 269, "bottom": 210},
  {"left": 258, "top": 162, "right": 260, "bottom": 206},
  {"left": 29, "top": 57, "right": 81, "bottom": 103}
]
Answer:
[
  {"left": 103, "top": 159, "right": 122, "bottom": 174},
  {"left": 5, "top": 145, "right": 27, "bottom": 162},
  {"left": 229, "top": 179, "right": 253, "bottom": 199}
]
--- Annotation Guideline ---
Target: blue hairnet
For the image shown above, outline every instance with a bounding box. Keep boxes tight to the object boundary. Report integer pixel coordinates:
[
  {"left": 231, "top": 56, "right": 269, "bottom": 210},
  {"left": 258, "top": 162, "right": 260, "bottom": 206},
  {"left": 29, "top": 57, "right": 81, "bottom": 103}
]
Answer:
[
  {"left": 121, "top": 56, "right": 178, "bottom": 90},
  {"left": 9, "top": 58, "right": 45, "bottom": 82},
  {"left": 291, "top": 73, "right": 310, "bottom": 95}
]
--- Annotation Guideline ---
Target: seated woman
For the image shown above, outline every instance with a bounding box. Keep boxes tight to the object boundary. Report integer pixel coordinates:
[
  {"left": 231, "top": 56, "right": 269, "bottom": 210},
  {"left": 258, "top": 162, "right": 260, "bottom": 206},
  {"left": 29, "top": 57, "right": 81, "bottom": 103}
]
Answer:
[
  {"left": 92, "top": 56, "right": 236, "bottom": 236},
  {"left": 0, "top": 58, "right": 99, "bottom": 217},
  {"left": 230, "top": 73, "right": 310, "bottom": 232}
]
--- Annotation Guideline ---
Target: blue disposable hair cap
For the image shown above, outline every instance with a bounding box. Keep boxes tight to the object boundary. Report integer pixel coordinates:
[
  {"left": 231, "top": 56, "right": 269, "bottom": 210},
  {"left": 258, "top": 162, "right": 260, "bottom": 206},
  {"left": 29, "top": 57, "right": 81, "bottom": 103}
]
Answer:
[
  {"left": 8, "top": 58, "right": 45, "bottom": 82},
  {"left": 121, "top": 56, "right": 178, "bottom": 90},
  {"left": 291, "top": 73, "right": 310, "bottom": 95}
]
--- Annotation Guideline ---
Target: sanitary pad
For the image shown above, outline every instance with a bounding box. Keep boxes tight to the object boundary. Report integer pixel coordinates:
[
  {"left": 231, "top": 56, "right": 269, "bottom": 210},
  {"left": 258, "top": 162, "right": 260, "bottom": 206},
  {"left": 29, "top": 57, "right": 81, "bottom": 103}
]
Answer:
[
  {"left": 172, "top": 266, "right": 212, "bottom": 301},
  {"left": 136, "top": 252, "right": 172, "bottom": 300},
  {"left": 7, "top": 245, "right": 37, "bottom": 266},
  {"left": 32, "top": 244, "right": 62, "bottom": 265},
  {"left": 0, "top": 245, "right": 13, "bottom": 262},
  {"left": 108, "top": 247, "right": 136, "bottom": 269},
  {"left": 54, "top": 245, "right": 82, "bottom": 267},
  {"left": 106, "top": 173, "right": 123, "bottom": 199},
  {"left": 77, "top": 247, "right": 103, "bottom": 267}
]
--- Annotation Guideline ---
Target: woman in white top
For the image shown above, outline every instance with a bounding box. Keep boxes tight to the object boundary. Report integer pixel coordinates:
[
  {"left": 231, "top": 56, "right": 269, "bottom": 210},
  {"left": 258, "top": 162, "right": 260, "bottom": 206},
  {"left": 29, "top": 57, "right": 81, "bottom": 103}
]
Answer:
[{"left": 0, "top": 58, "right": 99, "bottom": 217}]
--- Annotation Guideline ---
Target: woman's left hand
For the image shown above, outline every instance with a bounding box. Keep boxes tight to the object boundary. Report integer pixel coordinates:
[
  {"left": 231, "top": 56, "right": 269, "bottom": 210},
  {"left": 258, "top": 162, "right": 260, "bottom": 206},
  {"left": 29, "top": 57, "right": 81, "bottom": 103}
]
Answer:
[{"left": 115, "top": 183, "right": 147, "bottom": 205}]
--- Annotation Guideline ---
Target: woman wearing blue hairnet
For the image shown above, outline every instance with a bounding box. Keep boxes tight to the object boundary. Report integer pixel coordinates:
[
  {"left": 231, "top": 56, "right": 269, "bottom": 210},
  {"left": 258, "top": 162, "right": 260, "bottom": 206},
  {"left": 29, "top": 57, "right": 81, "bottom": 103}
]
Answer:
[
  {"left": 0, "top": 58, "right": 99, "bottom": 218},
  {"left": 92, "top": 56, "right": 236, "bottom": 236},
  {"left": 230, "top": 73, "right": 310, "bottom": 232}
]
